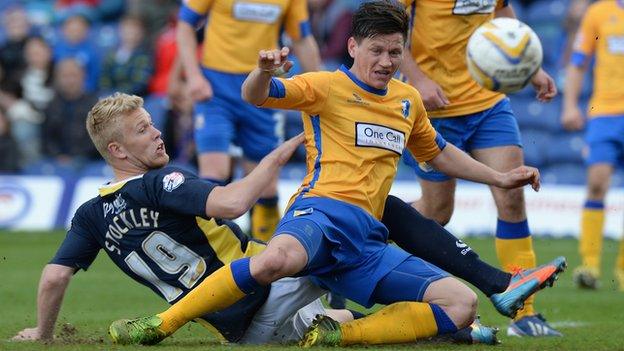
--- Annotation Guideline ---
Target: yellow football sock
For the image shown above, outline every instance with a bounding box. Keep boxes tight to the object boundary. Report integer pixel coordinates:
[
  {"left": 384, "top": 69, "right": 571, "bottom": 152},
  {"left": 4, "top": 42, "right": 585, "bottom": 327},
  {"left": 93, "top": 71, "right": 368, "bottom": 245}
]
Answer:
[
  {"left": 251, "top": 202, "right": 280, "bottom": 242},
  {"left": 157, "top": 264, "right": 246, "bottom": 335},
  {"left": 615, "top": 238, "right": 624, "bottom": 291},
  {"left": 495, "top": 236, "right": 536, "bottom": 319},
  {"left": 579, "top": 207, "right": 605, "bottom": 271},
  {"left": 340, "top": 302, "right": 438, "bottom": 345}
]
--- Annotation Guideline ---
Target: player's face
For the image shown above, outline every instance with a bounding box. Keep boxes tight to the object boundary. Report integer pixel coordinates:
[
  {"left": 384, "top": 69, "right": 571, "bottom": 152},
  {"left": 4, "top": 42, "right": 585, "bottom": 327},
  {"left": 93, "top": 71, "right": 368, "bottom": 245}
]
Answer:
[
  {"left": 348, "top": 33, "right": 405, "bottom": 89},
  {"left": 119, "top": 108, "right": 169, "bottom": 169}
]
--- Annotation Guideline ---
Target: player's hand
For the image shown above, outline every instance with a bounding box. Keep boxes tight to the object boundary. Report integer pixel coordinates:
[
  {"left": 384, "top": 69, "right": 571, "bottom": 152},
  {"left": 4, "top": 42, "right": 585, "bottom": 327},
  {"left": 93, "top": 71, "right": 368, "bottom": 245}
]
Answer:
[
  {"left": 495, "top": 165, "right": 541, "bottom": 192},
  {"left": 187, "top": 75, "right": 213, "bottom": 102},
  {"left": 258, "top": 47, "right": 293, "bottom": 76},
  {"left": 412, "top": 76, "right": 449, "bottom": 111},
  {"left": 530, "top": 68, "right": 557, "bottom": 102},
  {"left": 269, "top": 133, "right": 304, "bottom": 166},
  {"left": 561, "top": 105, "right": 585, "bottom": 131},
  {"left": 12, "top": 327, "right": 46, "bottom": 341}
]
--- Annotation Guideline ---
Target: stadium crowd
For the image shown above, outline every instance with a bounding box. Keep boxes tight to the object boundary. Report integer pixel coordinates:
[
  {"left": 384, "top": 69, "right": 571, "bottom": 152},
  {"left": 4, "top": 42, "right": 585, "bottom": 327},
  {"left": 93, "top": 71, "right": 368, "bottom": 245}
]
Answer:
[{"left": 0, "top": 0, "right": 616, "bottom": 187}]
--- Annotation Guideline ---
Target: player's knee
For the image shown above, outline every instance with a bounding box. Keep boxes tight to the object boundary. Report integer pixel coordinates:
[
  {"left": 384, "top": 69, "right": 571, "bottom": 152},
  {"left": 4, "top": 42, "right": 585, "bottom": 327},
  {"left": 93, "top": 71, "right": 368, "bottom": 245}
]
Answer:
[
  {"left": 442, "top": 287, "right": 477, "bottom": 329},
  {"left": 431, "top": 203, "right": 453, "bottom": 226},
  {"left": 587, "top": 180, "right": 608, "bottom": 200},
  {"left": 253, "top": 247, "right": 294, "bottom": 283},
  {"left": 497, "top": 188, "right": 525, "bottom": 216},
  {"left": 415, "top": 199, "right": 453, "bottom": 225}
]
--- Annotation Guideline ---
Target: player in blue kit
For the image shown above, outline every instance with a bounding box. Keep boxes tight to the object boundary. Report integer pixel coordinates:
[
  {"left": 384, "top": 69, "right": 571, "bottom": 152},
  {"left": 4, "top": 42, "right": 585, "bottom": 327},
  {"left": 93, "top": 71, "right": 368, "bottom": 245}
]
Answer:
[{"left": 178, "top": 0, "right": 322, "bottom": 241}]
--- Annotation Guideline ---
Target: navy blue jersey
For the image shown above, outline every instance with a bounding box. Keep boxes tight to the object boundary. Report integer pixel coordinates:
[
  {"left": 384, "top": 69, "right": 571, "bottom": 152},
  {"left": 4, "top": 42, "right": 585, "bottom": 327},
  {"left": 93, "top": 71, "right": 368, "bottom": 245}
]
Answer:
[{"left": 51, "top": 166, "right": 269, "bottom": 342}]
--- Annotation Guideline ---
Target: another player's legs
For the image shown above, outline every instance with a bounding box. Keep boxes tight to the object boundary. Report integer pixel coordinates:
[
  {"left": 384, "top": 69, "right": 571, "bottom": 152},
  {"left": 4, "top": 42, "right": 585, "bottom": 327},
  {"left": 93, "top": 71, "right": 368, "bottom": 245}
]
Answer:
[
  {"left": 575, "top": 163, "right": 612, "bottom": 289},
  {"left": 239, "top": 108, "right": 284, "bottom": 241},
  {"left": 242, "top": 159, "right": 280, "bottom": 241},
  {"left": 194, "top": 97, "right": 236, "bottom": 186},
  {"left": 412, "top": 178, "right": 456, "bottom": 226},
  {"left": 472, "top": 145, "right": 561, "bottom": 336},
  {"left": 615, "top": 237, "right": 624, "bottom": 291}
]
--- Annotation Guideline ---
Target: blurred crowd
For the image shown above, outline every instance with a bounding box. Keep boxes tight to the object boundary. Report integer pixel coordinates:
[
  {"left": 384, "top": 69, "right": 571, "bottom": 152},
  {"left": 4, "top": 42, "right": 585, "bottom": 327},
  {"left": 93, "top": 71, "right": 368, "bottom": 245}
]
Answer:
[{"left": 0, "top": 0, "right": 602, "bottom": 185}]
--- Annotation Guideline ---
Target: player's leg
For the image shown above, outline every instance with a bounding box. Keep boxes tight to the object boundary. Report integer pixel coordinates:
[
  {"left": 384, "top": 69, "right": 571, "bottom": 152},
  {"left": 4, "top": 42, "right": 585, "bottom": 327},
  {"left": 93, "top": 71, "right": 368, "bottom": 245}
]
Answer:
[
  {"left": 403, "top": 146, "right": 457, "bottom": 226},
  {"left": 574, "top": 116, "right": 621, "bottom": 288},
  {"left": 240, "top": 107, "right": 285, "bottom": 241},
  {"left": 303, "top": 255, "right": 477, "bottom": 346},
  {"left": 384, "top": 194, "right": 566, "bottom": 317},
  {"left": 575, "top": 163, "right": 612, "bottom": 288},
  {"left": 240, "top": 276, "right": 327, "bottom": 344},
  {"left": 413, "top": 178, "right": 456, "bottom": 225},
  {"left": 470, "top": 98, "right": 560, "bottom": 336},
  {"left": 242, "top": 159, "right": 280, "bottom": 241},
  {"left": 193, "top": 98, "right": 235, "bottom": 184}
]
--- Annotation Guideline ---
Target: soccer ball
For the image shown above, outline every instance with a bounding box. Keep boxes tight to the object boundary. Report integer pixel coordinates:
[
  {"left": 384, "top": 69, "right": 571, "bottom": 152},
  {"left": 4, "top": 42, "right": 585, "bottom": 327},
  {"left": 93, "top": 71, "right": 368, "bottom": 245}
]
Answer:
[{"left": 466, "top": 17, "right": 543, "bottom": 93}]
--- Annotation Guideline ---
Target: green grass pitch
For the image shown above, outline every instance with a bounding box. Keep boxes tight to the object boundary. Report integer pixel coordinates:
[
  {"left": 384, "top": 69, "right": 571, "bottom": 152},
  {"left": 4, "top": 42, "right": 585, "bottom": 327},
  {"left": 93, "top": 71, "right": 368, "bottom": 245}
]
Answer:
[{"left": 0, "top": 232, "right": 622, "bottom": 351}]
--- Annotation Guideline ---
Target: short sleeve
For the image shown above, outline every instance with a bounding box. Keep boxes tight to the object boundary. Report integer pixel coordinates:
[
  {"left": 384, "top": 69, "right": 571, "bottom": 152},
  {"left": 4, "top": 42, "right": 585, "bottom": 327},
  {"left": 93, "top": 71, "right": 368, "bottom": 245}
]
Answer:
[
  {"left": 179, "top": 0, "right": 213, "bottom": 26},
  {"left": 145, "top": 168, "right": 215, "bottom": 217},
  {"left": 405, "top": 96, "right": 446, "bottom": 162},
  {"left": 571, "top": 5, "right": 599, "bottom": 66},
  {"left": 260, "top": 72, "right": 331, "bottom": 116},
  {"left": 283, "top": 0, "right": 312, "bottom": 40},
  {"left": 49, "top": 209, "right": 100, "bottom": 271}
]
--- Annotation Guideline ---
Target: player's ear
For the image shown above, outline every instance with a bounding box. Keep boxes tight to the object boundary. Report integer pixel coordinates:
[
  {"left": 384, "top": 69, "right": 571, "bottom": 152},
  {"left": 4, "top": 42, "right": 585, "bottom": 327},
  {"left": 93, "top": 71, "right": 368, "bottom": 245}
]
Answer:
[
  {"left": 107, "top": 141, "right": 126, "bottom": 160},
  {"left": 347, "top": 37, "right": 357, "bottom": 59}
]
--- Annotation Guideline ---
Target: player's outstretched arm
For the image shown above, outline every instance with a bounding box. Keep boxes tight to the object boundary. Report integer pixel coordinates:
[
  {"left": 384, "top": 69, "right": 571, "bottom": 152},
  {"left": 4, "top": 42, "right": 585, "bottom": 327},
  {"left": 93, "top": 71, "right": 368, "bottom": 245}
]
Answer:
[
  {"left": 242, "top": 47, "right": 293, "bottom": 106},
  {"left": 12, "top": 264, "right": 75, "bottom": 341},
  {"left": 428, "top": 143, "right": 540, "bottom": 191},
  {"left": 205, "top": 133, "right": 304, "bottom": 218}
]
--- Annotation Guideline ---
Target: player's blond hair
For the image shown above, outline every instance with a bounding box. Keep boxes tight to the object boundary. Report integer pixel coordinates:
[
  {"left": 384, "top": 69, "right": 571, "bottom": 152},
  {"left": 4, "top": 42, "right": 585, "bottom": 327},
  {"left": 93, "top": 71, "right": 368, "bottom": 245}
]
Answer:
[{"left": 86, "top": 93, "right": 144, "bottom": 162}]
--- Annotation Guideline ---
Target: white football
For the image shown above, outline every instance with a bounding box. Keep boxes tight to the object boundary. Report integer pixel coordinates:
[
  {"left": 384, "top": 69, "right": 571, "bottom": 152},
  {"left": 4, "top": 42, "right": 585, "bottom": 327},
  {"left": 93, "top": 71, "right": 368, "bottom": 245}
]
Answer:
[{"left": 466, "top": 17, "right": 543, "bottom": 93}]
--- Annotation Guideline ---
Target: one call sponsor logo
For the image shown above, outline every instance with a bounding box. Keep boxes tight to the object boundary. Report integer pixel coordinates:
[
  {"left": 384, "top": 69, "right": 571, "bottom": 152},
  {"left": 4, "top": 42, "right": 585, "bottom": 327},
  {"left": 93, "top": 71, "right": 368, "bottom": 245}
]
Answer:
[
  {"left": 0, "top": 184, "right": 32, "bottom": 226},
  {"left": 233, "top": 2, "right": 281, "bottom": 23},
  {"left": 355, "top": 122, "right": 405, "bottom": 155},
  {"left": 452, "top": 0, "right": 496, "bottom": 15}
]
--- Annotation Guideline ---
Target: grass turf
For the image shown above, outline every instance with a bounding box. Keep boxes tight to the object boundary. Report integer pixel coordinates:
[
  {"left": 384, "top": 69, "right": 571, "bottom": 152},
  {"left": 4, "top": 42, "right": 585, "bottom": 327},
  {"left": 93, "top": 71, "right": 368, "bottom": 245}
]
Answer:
[{"left": 0, "top": 231, "right": 622, "bottom": 350}]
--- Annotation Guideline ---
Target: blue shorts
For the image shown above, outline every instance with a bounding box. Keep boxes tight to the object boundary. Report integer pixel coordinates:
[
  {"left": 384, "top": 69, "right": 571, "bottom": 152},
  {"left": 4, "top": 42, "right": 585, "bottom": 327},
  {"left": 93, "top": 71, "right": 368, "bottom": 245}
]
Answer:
[
  {"left": 193, "top": 68, "right": 284, "bottom": 162},
  {"left": 585, "top": 116, "right": 624, "bottom": 167},
  {"left": 403, "top": 98, "right": 521, "bottom": 181},
  {"left": 275, "top": 196, "right": 447, "bottom": 307}
]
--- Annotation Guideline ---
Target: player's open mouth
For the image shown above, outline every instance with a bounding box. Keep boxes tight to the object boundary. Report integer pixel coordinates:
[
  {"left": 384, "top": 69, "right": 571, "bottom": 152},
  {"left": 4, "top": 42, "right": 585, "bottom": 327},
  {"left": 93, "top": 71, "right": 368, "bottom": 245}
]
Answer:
[{"left": 156, "top": 143, "right": 165, "bottom": 153}]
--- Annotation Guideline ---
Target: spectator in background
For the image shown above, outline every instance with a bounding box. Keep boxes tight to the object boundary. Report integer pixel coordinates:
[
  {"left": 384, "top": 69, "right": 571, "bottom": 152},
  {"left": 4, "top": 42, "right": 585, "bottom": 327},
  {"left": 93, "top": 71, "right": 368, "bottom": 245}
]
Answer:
[
  {"left": 0, "top": 76, "right": 43, "bottom": 167},
  {"left": 99, "top": 15, "right": 153, "bottom": 97},
  {"left": 0, "top": 107, "right": 20, "bottom": 173},
  {"left": 148, "top": 9, "right": 178, "bottom": 98},
  {"left": 126, "top": 0, "right": 178, "bottom": 46},
  {"left": 21, "top": 36, "right": 55, "bottom": 112},
  {"left": 0, "top": 6, "right": 32, "bottom": 76},
  {"left": 308, "top": 0, "right": 355, "bottom": 70},
  {"left": 53, "top": 14, "right": 100, "bottom": 93},
  {"left": 43, "top": 58, "right": 98, "bottom": 166}
]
